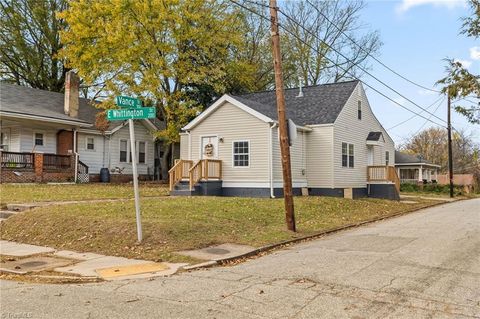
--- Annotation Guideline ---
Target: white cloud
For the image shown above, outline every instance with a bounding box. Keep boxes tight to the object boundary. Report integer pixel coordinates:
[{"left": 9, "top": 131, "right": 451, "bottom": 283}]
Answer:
[
  {"left": 470, "top": 46, "right": 480, "bottom": 60},
  {"left": 396, "top": 0, "right": 466, "bottom": 14},
  {"left": 454, "top": 58, "right": 472, "bottom": 68}
]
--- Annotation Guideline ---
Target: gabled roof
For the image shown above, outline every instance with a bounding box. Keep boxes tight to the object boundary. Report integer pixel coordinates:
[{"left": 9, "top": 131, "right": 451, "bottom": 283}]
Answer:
[
  {"left": 233, "top": 80, "right": 359, "bottom": 126},
  {"left": 0, "top": 82, "right": 163, "bottom": 131},
  {"left": 366, "top": 131, "right": 383, "bottom": 141},
  {"left": 395, "top": 151, "right": 440, "bottom": 167}
]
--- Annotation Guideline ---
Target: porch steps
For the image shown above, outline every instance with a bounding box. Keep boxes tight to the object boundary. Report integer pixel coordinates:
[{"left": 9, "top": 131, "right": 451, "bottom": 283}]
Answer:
[{"left": 170, "top": 181, "right": 201, "bottom": 196}]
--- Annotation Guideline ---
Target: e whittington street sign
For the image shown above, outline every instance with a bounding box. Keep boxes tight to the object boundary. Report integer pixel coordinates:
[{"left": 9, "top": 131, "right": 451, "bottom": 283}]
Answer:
[
  {"left": 106, "top": 107, "right": 156, "bottom": 121},
  {"left": 105, "top": 95, "right": 158, "bottom": 242}
]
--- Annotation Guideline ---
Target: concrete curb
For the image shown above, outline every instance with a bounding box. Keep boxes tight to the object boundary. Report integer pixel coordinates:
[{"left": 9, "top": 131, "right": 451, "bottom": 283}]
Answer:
[{"left": 183, "top": 199, "right": 461, "bottom": 271}]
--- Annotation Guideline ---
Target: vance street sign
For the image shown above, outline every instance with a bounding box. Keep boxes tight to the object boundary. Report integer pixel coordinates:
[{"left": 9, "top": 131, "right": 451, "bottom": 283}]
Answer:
[
  {"left": 107, "top": 107, "right": 156, "bottom": 121},
  {"left": 116, "top": 95, "right": 142, "bottom": 108}
]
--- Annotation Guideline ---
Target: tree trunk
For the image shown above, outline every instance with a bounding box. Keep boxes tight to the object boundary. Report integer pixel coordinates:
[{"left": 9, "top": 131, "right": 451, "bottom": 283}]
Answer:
[{"left": 160, "top": 143, "right": 171, "bottom": 182}]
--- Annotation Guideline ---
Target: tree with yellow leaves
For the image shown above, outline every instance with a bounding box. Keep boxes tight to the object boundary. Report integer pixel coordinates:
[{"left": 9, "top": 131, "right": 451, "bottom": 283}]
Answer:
[{"left": 59, "top": 0, "right": 254, "bottom": 179}]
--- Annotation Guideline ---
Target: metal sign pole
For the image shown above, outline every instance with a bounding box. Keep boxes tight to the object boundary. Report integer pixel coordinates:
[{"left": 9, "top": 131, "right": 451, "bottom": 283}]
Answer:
[{"left": 128, "top": 119, "right": 143, "bottom": 242}]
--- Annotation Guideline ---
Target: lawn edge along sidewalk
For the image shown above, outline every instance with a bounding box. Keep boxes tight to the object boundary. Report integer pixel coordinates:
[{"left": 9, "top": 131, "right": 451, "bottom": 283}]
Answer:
[{"left": 182, "top": 199, "right": 460, "bottom": 271}]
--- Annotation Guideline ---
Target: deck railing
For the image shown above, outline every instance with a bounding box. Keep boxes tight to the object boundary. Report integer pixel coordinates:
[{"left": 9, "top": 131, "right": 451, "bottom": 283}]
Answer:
[
  {"left": 0, "top": 151, "right": 35, "bottom": 169},
  {"left": 43, "top": 154, "right": 72, "bottom": 170},
  {"left": 169, "top": 159, "right": 223, "bottom": 191},
  {"left": 168, "top": 159, "right": 193, "bottom": 191},
  {"left": 367, "top": 165, "right": 400, "bottom": 193}
]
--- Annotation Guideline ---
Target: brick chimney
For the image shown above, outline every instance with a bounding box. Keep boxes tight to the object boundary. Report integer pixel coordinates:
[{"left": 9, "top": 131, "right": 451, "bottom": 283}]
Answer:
[{"left": 64, "top": 71, "right": 79, "bottom": 118}]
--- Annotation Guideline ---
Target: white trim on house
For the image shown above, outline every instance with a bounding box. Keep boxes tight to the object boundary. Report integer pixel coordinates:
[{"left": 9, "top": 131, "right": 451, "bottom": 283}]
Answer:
[
  {"left": 183, "top": 95, "right": 273, "bottom": 130},
  {"left": 306, "top": 123, "right": 334, "bottom": 128},
  {"left": 0, "top": 111, "right": 92, "bottom": 127},
  {"left": 232, "top": 139, "right": 251, "bottom": 168}
]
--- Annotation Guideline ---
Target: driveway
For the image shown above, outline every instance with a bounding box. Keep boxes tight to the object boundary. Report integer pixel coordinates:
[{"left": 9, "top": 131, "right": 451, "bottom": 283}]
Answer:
[{"left": 1, "top": 198, "right": 479, "bottom": 318}]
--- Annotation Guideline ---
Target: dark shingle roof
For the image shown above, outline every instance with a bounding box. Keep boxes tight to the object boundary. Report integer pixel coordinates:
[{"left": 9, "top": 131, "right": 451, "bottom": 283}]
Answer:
[
  {"left": 0, "top": 83, "right": 163, "bottom": 130},
  {"left": 395, "top": 151, "right": 435, "bottom": 164},
  {"left": 366, "top": 131, "right": 383, "bottom": 141},
  {"left": 232, "top": 80, "right": 359, "bottom": 126}
]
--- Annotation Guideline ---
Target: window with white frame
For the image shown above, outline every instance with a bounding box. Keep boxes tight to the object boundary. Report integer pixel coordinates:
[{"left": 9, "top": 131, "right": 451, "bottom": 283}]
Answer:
[
  {"left": 119, "top": 139, "right": 128, "bottom": 162},
  {"left": 138, "top": 141, "right": 146, "bottom": 164},
  {"left": 385, "top": 151, "right": 390, "bottom": 165},
  {"left": 34, "top": 133, "right": 44, "bottom": 146},
  {"left": 342, "top": 142, "right": 354, "bottom": 168},
  {"left": 233, "top": 141, "right": 249, "bottom": 167},
  {"left": 357, "top": 101, "right": 362, "bottom": 120},
  {"left": 86, "top": 136, "right": 95, "bottom": 150}
]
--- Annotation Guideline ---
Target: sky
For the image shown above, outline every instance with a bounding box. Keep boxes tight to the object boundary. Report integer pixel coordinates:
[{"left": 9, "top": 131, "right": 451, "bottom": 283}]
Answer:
[{"left": 356, "top": 0, "right": 479, "bottom": 146}]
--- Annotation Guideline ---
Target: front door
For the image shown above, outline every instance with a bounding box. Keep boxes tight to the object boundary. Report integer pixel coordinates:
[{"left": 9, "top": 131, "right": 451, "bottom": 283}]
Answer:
[
  {"left": 201, "top": 136, "right": 218, "bottom": 159},
  {"left": 367, "top": 146, "right": 374, "bottom": 166}
]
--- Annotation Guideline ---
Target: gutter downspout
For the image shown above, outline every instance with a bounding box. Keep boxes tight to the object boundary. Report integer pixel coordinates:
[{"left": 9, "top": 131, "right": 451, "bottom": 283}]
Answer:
[
  {"left": 269, "top": 123, "right": 277, "bottom": 198},
  {"left": 73, "top": 128, "right": 78, "bottom": 183},
  {"left": 187, "top": 130, "right": 191, "bottom": 159}
]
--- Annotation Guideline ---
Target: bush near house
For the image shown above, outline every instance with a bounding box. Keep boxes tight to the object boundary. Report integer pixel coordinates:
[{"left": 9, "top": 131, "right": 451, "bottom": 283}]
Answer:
[{"left": 400, "top": 183, "right": 467, "bottom": 196}]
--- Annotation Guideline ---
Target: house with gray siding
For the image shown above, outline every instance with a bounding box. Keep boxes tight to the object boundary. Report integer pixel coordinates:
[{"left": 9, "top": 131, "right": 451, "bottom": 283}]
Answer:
[
  {"left": 171, "top": 80, "right": 400, "bottom": 200},
  {"left": 0, "top": 72, "right": 162, "bottom": 183}
]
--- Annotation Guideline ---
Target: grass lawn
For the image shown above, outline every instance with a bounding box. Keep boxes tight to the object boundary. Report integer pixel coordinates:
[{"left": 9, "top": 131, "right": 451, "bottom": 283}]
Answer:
[
  {"left": 0, "top": 196, "right": 442, "bottom": 264},
  {"left": 0, "top": 183, "right": 169, "bottom": 205}
]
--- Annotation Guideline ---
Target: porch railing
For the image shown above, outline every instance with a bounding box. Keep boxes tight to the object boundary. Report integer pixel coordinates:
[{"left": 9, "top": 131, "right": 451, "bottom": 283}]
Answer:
[
  {"left": 1, "top": 151, "right": 35, "bottom": 169},
  {"left": 43, "top": 154, "right": 72, "bottom": 170},
  {"left": 169, "top": 159, "right": 223, "bottom": 191},
  {"left": 168, "top": 159, "right": 193, "bottom": 191},
  {"left": 367, "top": 165, "right": 400, "bottom": 193}
]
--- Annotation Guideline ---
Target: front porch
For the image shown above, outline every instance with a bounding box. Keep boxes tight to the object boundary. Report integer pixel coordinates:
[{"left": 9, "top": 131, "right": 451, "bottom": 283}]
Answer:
[
  {"left": 169, "top": 159, "right": 223, "bottom": 195},
  {"left": 397, "top": 165, "right": 439, "bottom": 184},
  {"left": 367, "top": 165, "right": 400, "bottom": 200},
  {"left": 0, "top": 151, "right": 88, "bottom": 183}
]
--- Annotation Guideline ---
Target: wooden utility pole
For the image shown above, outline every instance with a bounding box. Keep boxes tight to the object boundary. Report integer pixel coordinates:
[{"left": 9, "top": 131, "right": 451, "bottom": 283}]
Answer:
[
  {"left": 269, "top": 0, "right": 296, "bottom": 232},
  {"left": 447, "top": 91, "right": 454, "bottom": 198}
]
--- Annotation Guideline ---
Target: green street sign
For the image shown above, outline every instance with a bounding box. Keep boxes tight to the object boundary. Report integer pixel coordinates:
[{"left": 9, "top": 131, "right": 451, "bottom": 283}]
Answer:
[
  {"left": 107, "top": 107, "right": 156, "bottom": 121},
  {"left": 115, "top": 96, "right": 142, "bottom": 108}
]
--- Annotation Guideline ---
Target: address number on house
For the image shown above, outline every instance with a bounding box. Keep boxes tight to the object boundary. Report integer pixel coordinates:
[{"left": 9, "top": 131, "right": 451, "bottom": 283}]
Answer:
[{"left": 106, "top": 107, "right": 156, "bottom": 121}]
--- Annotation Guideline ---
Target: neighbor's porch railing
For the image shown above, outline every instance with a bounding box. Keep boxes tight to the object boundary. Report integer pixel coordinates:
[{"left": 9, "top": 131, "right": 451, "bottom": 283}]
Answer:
[
  {"left": 168, "top": 159, "right": 193, "bottom": 191},
  {"left": 43, "top": 154, "right": 72, "bottom": 170},
  {"left": 0, "top": 151, "right": 35, "bottom": 169},
  {"left": 367, "top": 165, "right": 400, "bottom": 193}
]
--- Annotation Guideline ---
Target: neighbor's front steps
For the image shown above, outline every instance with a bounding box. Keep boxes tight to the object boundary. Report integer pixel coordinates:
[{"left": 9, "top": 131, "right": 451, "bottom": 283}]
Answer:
[{"left": 0, "top": 240, "right": 187, "bottom": 281}]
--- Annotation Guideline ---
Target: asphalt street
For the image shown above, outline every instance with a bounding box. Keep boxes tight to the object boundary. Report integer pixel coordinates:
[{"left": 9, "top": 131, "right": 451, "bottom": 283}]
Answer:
[{"left": 1, "top": 198, "right": 479, "bottom": 318}]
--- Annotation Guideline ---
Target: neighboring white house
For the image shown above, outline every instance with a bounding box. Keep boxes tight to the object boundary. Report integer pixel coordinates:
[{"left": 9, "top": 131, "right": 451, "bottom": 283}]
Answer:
[
  {"left": 0, "top": 72, "right": 162, "bottom": 182},
  {"left": 172, "top": 80, "right": 399, "bottom": 199},
  {"left": 394, "top": 151, "right": 441, "bottom": 184}
]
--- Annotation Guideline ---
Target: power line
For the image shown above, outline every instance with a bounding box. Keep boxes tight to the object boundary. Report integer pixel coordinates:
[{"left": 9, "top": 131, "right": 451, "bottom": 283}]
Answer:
[
  {"left": 303, "top": 0, "right": 441, "bottom": 94},
  {"left": 411, "top": 96, "right": 445, "bottom": 136},
  {"left": 388, "top": 96, "right": 444, "bottom": 130},
  {"left": 229, "top": 0, "right": 447, "bottom": 127},
  {"left": 275, "top": 7, "right": 448, "bottom": 125}
]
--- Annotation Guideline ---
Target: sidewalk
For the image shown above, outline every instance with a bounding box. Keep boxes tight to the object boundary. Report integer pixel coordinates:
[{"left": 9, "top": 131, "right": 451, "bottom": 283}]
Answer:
[{"left": 0, "top": 240, "right": 186, "bottom": 281}]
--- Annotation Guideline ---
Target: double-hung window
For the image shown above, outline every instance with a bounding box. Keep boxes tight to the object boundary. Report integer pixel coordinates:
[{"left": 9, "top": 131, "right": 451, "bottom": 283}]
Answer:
[
  {"left": 233, "top": 141, "right": 249, "bottom": 167},
  {"left": 138, "top": 141, "right": 146, "bottom": 164},
  {"left": 86, "top": 137, "right": 95, "bottom": 150},
  {"left": 119, "top": 140, "right": 128, "bottom": 163},
  {"left": 34, "top": 133, "right": 44, "bottom": 146},
  {"left": 342, "top": 142, "right": 354, "bottom": 168},
  {"left": 385, "top": 151, "right": 390, "bottom": 165}
]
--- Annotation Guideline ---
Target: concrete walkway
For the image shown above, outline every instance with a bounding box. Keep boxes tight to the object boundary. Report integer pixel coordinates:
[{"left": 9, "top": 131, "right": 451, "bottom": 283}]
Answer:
[
  {"left": 1, "top": 198, "right": 478, "bottom": 318},
  {"left": 0, "top": 241, "right": 186, "bottom": 280}
]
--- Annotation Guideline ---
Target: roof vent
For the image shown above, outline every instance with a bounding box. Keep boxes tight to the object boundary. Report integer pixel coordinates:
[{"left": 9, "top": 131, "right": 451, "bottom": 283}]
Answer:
[{"left": 296, "top": 76, "right": 304, "bottom": 98}]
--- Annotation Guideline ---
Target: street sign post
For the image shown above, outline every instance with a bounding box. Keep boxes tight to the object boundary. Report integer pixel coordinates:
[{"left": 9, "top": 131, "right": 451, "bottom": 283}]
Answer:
[
  {"left": 105, "top": 96, "right": 157, "bottom": 243},
  {"left": 115, "top": 96, "right": 142, "bottom": 108},
  {"left": 106, "top": 107, "right": 156, "bottom": 121}
]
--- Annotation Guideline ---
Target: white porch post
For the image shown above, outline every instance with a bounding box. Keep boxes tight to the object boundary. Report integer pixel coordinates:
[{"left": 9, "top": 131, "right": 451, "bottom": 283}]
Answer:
[
  {"left": 434, "top": 169, "right": 438, "bottom": 181},
  {"left": 418, "top": 165, "right": 423, "bottom": 182}
]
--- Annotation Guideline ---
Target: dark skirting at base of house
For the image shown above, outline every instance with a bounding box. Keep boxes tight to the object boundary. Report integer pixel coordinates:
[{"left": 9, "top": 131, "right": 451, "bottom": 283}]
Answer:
[{"left": 171, "top": 181, "right": 399, "bottom": 200}]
